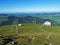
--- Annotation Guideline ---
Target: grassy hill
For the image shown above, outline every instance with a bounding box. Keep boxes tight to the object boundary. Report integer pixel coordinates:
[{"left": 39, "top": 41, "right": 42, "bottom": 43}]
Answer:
[
  {"left": 0, "top": 23, "right": 60, "bottom": 45},
  {"left": 0, "top": 13, "right": 60, "bottom": 45}
]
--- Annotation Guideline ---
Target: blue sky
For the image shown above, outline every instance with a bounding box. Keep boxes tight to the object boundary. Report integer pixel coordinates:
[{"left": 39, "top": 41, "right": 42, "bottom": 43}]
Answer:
[{"left": 0, "top": 0, "right": 60, "bottom": 13}]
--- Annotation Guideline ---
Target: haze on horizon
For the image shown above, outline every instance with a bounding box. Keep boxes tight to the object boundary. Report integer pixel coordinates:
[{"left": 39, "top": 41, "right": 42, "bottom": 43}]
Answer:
[{"left": 0, "top": 0, "right": 60, "bottom": 13}]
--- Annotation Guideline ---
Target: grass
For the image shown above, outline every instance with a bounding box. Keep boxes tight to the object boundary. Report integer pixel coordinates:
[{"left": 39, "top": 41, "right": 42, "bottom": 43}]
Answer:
[{"left": 0, "top": 23, "right": 60, "bottom": 45}]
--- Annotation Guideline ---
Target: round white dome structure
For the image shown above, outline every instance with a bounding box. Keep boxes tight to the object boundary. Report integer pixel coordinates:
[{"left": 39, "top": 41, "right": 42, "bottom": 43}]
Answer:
[
  {"left": 18, "top": 24, "right": 22, "bottom": 26},
  {"left": 44, "top": 21, "right": 51, "bottom": 26}
]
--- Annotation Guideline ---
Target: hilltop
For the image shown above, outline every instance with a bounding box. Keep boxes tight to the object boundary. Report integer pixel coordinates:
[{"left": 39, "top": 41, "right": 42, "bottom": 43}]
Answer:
[{"left": 0, "top": 23, "right": 60, "bottom": 45}]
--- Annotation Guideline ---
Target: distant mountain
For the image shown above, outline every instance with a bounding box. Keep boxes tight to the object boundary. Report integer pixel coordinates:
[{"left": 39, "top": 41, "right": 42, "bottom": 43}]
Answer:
[
  {"left": 0, "top": 13, "right": 60, "bottom": 17},
  {"left": 0, "top": 14, "right": 8, "bottom": 16},
  {"left": 0, "top": 13, "right": 60, "bottom": 26},
  {"left": 0, "top": 15, "right": 55, "bottom": 26}
]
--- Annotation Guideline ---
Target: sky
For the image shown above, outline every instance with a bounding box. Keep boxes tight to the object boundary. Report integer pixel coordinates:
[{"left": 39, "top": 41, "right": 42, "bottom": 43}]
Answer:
[{"left": 0, "top": 0, "right": 60, "bottom": 13}]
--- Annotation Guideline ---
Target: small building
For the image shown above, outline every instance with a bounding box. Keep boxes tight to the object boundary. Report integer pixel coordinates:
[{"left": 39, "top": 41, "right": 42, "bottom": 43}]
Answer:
[{"left": 43, "top": 21, "right": 51, "bottom": 26}]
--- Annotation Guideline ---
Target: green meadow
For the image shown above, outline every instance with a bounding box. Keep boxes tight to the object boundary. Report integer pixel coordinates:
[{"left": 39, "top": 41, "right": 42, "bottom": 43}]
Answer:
[{"left": 0, "top": 23, "right": 60, "bottom": 45}]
